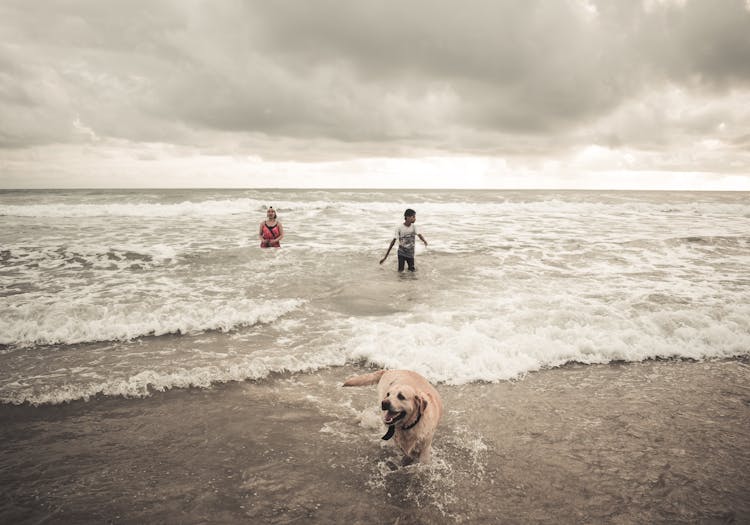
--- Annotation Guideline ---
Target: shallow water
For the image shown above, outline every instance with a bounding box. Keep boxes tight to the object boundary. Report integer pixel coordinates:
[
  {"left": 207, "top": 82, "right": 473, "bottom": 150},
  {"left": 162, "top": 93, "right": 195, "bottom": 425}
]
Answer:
[{"left": 1, "top": 360, "right": 748, "bottom": 524}]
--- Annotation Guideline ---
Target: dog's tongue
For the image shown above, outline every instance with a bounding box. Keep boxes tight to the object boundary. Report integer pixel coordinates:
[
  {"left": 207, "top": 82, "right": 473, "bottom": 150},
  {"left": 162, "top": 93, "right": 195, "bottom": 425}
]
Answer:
[
  {"left": 384, "top": 411, "right": 399, "bottom": 424},
  {"left": 382, "top": 425, "right": 395, "bottom": 441}
]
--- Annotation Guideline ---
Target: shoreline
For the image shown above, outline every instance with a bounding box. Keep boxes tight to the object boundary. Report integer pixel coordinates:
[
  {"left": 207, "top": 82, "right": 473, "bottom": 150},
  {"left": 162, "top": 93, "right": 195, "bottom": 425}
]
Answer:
[
  {"left": 1, "top": 358, "right": 749, "bottom": 523},
  {"left": 3, "top": 354, "right": 744, "bottom": 409}
]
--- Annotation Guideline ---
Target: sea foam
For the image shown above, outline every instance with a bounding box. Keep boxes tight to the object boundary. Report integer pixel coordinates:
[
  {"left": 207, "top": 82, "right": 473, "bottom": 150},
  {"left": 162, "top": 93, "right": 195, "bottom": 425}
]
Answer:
[
  {"left": 340, "top": 301, "right": 750, "bottom": 385},
  {"left": 0, "top": 298, "right": 304, "bottom": 347}
]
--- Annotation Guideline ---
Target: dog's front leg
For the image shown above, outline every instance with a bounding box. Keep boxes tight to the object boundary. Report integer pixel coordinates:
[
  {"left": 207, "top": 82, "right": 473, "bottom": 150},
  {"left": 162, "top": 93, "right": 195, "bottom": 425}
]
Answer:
[{"left": 417, "top": 445, "right": 432, "bottom": 464}]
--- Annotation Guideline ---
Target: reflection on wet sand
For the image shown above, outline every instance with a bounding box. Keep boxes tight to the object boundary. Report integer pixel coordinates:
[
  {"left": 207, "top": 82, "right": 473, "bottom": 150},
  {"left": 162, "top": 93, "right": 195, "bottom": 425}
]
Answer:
[{"left": 1, "top": 359, "right": 748, "bottom": 524}]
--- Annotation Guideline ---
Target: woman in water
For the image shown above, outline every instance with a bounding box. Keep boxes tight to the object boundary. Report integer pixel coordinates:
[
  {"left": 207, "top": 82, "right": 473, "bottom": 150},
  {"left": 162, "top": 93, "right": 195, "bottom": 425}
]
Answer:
[{"left": 259, "top": 206, "right": 284, "bottom": 248}]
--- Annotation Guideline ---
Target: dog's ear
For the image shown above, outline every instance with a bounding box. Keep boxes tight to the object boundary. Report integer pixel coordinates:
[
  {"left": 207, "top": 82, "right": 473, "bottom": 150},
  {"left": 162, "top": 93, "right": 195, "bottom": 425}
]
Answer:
[{"left": 416, "top": 394, "right": 428, "bottom": 412}]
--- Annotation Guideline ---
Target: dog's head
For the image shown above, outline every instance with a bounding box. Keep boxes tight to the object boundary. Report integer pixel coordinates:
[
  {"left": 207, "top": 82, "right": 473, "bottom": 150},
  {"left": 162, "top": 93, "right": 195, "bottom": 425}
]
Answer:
[{"left": 380, "top": 384, "right": 428, "bottom": 428}]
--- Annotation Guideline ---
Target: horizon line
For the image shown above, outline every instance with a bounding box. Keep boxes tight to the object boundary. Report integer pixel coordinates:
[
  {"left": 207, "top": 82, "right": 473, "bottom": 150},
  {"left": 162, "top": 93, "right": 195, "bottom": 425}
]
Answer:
[{"left": 1, "top": 187, "right": 749, "bottom": 193}]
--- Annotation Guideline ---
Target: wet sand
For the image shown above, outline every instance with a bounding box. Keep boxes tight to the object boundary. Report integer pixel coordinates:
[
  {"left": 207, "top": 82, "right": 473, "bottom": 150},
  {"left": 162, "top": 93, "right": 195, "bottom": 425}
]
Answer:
[{"left": 1, "top": 358, "right": 748, "bottom": 524}]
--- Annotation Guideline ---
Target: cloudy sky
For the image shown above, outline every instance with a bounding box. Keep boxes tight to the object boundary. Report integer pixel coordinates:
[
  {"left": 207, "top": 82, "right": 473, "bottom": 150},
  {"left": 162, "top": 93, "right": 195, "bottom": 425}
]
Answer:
[{"left": 1, "top": 0, "right": 749, "bottom": 189}]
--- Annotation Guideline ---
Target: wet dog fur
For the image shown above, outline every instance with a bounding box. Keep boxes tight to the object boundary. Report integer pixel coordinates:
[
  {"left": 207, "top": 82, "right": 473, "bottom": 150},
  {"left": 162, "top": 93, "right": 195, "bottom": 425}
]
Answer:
[{"left": 343, "top": 369, "right": 443, "bottom": 464}]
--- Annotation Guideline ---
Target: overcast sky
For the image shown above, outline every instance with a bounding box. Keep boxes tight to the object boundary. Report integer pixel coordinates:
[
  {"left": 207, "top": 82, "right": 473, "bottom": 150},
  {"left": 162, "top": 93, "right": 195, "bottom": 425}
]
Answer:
[{"left": 1, "top": 0, "right": 749, "bottom": 189}]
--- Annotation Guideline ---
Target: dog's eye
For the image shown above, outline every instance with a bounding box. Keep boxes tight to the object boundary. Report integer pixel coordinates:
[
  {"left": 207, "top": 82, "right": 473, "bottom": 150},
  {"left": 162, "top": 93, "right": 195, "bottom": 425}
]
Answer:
[{"left": 397, "top": 393, "right": 405, "bottom": 401}]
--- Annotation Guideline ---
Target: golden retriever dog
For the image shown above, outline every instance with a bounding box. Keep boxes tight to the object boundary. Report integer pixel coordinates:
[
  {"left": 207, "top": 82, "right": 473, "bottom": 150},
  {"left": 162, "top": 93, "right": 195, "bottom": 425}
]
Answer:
[{"left": 343, "top": 369, "right": 443, "bottom": 465}]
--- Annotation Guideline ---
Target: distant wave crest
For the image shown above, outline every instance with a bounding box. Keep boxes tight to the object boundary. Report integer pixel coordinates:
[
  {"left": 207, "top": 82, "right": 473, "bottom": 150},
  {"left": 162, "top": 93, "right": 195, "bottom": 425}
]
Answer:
[
  {"left": 0, "top": 199, "right": 264, "bottom": 218},
  {"left": 4, "top": 195, "right": 749, "bottom": 218}
]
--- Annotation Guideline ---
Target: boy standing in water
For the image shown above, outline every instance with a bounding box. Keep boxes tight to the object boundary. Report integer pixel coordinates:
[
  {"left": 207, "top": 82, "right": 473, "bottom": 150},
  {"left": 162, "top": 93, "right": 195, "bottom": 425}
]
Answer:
[{"left": 380, "top": 208, "right": 428, "bottom": 272}]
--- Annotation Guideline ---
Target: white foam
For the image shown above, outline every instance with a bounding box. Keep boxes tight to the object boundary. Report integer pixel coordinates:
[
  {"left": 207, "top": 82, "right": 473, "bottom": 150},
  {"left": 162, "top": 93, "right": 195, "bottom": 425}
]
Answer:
[
  {"left": 0, "top": 298, "right": 304, "bottom": 347},
  {"left": 340, "top": 298, "right": 750, "bottom": 385},
  {"left": 1, "top": 344, "right": 349, "bottom": 406},
  {"left": 2, "top": 243, "right": 179, "bottom": 274}
]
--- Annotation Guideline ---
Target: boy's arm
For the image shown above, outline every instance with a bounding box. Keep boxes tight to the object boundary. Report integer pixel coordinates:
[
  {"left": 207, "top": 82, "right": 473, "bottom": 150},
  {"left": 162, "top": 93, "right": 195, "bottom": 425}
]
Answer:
[
  {"left": 380, "top": 238, "right": 396, "bottom": 264},
  {"left": 418, "top": 233, "right": 428, "bottom": 246}
]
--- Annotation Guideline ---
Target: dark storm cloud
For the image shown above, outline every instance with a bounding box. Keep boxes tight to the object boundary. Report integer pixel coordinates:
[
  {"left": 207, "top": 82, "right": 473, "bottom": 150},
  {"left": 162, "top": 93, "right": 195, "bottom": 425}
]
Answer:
[
  {"left": 248, "top": 1, "right": 629, "bottom": 131},
  {"left": 634, "top": 1, "right": 750, "bottom": 87},
  {"left": 1, "top": 0, "right": 749, "bottom": 157}
]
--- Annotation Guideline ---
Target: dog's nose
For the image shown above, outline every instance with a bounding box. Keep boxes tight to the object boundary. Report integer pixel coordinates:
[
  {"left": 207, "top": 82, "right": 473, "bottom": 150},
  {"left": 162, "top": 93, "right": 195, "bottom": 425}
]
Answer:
[{"left": 381, "top": 400, "right": 390, "bottom": 411}]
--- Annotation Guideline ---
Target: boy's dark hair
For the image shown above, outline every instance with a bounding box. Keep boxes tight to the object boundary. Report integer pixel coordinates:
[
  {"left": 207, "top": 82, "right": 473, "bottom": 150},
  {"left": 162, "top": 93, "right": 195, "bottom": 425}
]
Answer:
[{"left": 404, "top": 208, "right": 416, "bottom": 218}]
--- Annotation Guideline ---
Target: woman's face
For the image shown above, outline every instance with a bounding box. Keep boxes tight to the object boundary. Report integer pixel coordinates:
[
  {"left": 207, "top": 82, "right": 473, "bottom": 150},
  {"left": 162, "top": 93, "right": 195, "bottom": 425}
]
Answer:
[{"left": 267, "top": 209, "right": 276, "bottom": 219}]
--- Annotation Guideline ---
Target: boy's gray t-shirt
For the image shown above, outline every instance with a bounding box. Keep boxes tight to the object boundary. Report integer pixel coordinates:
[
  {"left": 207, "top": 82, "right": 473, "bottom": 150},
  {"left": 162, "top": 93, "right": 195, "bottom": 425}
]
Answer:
[{"left": 395, "top": 224, "right": 418, "bottom": 257}]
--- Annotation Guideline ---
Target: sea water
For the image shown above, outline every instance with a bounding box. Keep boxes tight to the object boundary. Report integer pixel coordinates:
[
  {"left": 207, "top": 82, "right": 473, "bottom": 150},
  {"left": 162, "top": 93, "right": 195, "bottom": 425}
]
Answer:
[{"left": 1, "top": 189, "right": 748, "bottom": 405}]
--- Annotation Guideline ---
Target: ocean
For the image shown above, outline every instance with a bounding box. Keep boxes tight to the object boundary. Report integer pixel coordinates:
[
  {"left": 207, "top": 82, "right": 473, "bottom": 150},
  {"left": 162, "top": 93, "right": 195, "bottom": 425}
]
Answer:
[
  {"left": 2, "top": 188, "right": 748, "bottom": 405},
  {"left": 1, "top": 188, "right": 749, "bottom": 523}
]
